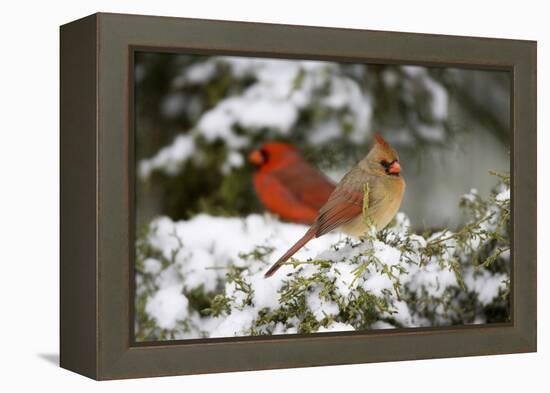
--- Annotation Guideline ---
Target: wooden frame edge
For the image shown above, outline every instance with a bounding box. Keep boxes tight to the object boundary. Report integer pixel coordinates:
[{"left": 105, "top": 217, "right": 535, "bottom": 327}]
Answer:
[
  {"left": 60, "top": 13, "right": 100, "bottom": 380},
  {"left": 59, "top": 12, "right": 537, "bottom": 380}
]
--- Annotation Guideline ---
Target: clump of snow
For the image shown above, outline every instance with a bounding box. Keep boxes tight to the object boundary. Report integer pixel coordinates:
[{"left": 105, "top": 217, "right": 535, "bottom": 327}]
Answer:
[
  {"left": 463, "top": 188, "right": 479, "bottom": 202},
  {"left": 326, "top": 262, "right": 356, "bottom": 298},
  {"left": 496, "top": 189, "right": 510, "bottom": 201},
  {"left": 145, "top": 285, "right": 189, "bottom": 330},
  {"left": 406, "top": 258, "right": 458, "bottom": 298},
  {"left": 307, "top": 288, "right": 340, "bottom": 320},
  {"left": 317, "top": 322, "right": 355, "bottom": 332},
  {"left": 370, "top": 320, "right": 395, "bottom": 330},
  {"left": 422, "top": 75, "right": 449, "bottom": 120},
  {"left": 221, "top": 151, "right": 245, "bottom": 174},
  {"left": 197, "top": 95, "right": 297, "bottom": 147},
  {"left": 464, "top": 268, "right": 507, "bottom": 306},
  {"left": 401, "top": 65, "right": 426, "bottom": 77},
  {"left": 143, "top": 258, "right": 162, "bottom": 275},
  {"left": 209, "top": 309, "right": 255, "bottom": 338},
  {"left": 173, "top": 61, "right": 218, "bottom": 87},
  {"left": 398, "top": 65, "right": 449, "bottom": 130},
  {"left": 134, "top": 64, "right": 147, "bottom": 83},
  {"left": 139, "top": 135, "right": 195, "bottom": 178}
]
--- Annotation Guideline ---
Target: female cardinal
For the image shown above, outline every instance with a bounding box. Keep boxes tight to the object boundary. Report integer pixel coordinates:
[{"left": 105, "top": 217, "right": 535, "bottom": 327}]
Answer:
[
  {"left": 249, "top": 142, "right": 335, "bottom": 224},
  {"left": 264, "top": 134, "right": 405, "bottom": 278}
]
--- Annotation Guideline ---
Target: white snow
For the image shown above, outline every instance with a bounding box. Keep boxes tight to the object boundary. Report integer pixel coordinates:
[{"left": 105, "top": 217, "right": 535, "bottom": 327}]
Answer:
[
  {"left": 143, "top": 258, "right": 162, "bottom": 275},
  {"left": 307, "top": 289, "right": 340, "bottom": 320},
  {"left": 463, "top": 188, "right": 479, "bottom": 202},
  {"left": 400, "top": 65, "right": 449, "bottom": 122},
  {"left": 327, "top": 262, "right": 357, "bottom": 298},
  {"left": 138, "top": 211, "right": 508, "bottom": 339},
  {"left": 406, "top": 260, "right": 459, "bottom": 298},
  {"left": 145, "top": 285, "right": 188, "bottom": 330},
  {"left": 363, "top": 274, "right": 395, "bottom": 297},
  {"left": 173, "top": 61, "right": 218, "bottom": 87},
  {"left": 370, "top": 321, "right": 395, "bottom": 329},
  {"left": 496, "top": 189, "right": 510, "bottom": 201},
  {"left": 317, "top": 322, "right": 355, "bottom": 332},
  {"left": 139, "top": 135, "right": 195, "bottom": 178},
  {"left": 464, "top": 269, "right": 507, "bottom": 306},
  {"left": 176, "top": 247, "right": 218, "bottom": 292},
  {"left": 373, "top": 239, "right": 402, "bottom": 266},
  {"left": 390, "top": 300, "right": 415, "bottom": 327},
  {"left": 137, "top": 177, "right": 509, "bottom": 340},
  {"left": 401, "top": 65, "right": 426, "bottom": 77},
  {"left": 221, "top": 151, "right": 245, "bottom": 173},
  {"left": 209, "top": 309, "right": 255, "bottom": 338},
  {"left": 138, "top": 56, "right": 378, "bottom": 178},
  {"left": 423, "top": 75, "right": 449, "bottom": 120},
  {"left": 134, "top": 64, "right": 147, "bottom": 83}
]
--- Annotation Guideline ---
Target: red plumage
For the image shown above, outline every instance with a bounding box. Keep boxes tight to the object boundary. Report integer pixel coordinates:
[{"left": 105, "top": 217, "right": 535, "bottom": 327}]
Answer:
[{"left": 249, "top": 142, "right": 335, "bottom": 225}]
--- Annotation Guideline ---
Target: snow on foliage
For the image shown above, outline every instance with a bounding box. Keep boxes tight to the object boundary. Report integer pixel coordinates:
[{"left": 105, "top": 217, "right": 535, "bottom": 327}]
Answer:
[
  {"left": 135, "top": 175, "right": 510, "bottom": 341},
  {"left": 138, "top": 57, "right": 448, "bottom": 179}
]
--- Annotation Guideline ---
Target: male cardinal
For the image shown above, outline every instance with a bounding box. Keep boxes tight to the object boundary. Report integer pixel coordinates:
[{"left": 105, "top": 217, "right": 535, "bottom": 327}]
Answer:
[
  {"left": 264, "top": 134, "right": 405, "bottom": 278},
  {"left": 249, "top": 142, "right": 335, "bottom": 224}
]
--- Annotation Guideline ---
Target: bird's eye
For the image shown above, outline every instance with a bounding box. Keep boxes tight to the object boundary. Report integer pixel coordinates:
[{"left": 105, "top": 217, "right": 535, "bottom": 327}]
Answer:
[{"left": 380, "top": 160, "right": 390, "bottom": 169}]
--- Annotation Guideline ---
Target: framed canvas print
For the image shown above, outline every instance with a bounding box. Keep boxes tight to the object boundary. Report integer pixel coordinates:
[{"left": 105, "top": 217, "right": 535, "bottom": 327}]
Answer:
[{"left": 60, "top": 12, "right": 537, "bottom": 380}]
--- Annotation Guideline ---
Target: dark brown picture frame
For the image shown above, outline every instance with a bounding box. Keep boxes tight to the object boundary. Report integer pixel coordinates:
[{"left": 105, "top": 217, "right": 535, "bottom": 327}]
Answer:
[{"left": 60, "top": 12, "right": 537, "bottom": 380}]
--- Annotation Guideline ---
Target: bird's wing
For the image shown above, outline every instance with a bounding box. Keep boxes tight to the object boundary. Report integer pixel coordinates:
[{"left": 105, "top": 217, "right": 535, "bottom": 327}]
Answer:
[
  {"left": 256, "top": 174, "right": 319, "bottom": 223},
  {"left": 315, "top": 169, "right": 384, "bottom": 237},
  {"left": 270, "top": 160, "right": 335, "bottom": 209}
]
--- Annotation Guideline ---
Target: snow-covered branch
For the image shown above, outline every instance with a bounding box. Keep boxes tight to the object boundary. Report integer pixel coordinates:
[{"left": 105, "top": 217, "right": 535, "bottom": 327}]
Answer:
[{"left": 135, "top": 175, "right": 510, "bottom": 341}]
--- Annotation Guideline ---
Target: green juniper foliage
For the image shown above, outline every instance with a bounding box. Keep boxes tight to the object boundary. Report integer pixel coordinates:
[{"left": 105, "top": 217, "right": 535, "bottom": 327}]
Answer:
[{"left": 135, "top": 174, "right": 510, "bottom": 341}]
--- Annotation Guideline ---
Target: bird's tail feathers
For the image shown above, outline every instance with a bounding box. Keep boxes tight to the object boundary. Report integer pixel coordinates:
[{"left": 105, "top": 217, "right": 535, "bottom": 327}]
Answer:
[{"left": 264, "top": 226, "right": 317, "bottom": 278}]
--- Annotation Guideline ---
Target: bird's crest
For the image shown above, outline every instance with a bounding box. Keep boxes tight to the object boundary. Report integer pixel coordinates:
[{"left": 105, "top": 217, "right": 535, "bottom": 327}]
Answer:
[{"left": 374, "top": 133, "right": 389, "bottom": 148}]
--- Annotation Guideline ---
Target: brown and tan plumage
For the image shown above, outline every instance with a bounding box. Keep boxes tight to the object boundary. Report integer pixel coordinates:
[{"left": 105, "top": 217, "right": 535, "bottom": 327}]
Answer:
[{"left": 264, "top": 134, "right": 405, "bottom": 278}]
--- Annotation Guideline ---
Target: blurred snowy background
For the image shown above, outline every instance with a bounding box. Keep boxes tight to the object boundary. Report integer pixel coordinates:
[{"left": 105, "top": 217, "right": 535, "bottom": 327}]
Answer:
[
  {"left": 135, "top": 53, "right": 510, "bottom": 229},
  {"left": 134, "top": 53, "right": 511, "bottom": 341}
]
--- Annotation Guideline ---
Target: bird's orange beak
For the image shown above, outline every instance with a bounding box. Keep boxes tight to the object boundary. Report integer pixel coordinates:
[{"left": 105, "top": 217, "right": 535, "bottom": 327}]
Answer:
[
  {"left": 388, "top": 161, "right": 401, "bottom": 174},
  {"left": 248, "top": 150, "right": 264, "bottom": 165}
]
